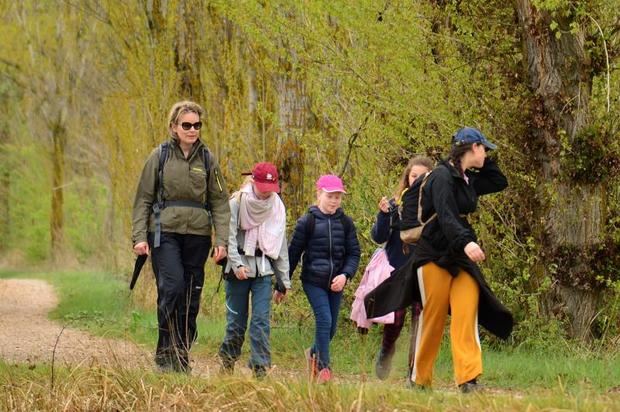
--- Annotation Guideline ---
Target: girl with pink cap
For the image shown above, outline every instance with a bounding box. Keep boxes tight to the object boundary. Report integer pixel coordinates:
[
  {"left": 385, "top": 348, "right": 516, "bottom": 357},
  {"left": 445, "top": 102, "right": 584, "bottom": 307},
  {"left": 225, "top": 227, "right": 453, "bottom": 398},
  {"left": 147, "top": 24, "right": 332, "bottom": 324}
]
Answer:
[{"left": 288, "top": 174, "right": 361, "bottom": 383}]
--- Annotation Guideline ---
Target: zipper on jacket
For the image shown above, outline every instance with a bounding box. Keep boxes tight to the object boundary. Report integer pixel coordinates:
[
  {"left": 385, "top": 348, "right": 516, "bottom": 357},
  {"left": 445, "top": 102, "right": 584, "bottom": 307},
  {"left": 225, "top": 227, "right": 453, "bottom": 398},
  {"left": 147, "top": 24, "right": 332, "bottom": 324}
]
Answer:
[
  {"left": 327, "top": 218, "right": 334, "bottom": 288},
  {"left": 215, "top": 169, "right": 223, "bottom": 192}
]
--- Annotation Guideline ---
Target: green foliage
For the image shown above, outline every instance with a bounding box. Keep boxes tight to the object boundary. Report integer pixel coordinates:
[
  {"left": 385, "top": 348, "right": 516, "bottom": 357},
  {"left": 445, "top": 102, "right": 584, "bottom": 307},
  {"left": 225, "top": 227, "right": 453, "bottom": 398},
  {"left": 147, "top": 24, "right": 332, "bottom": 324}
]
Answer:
[
  {"left": 0, "top": 0, "right": 619, "bottom": 346},
  {"left": 4, "top": 145, "right": 51, "bottom": 261},
  {"left": 63, "top": 179, "right": 111, "bottom": 262},
  {"left": 560, "top": 125, "right": 620, "bottom": 183}
]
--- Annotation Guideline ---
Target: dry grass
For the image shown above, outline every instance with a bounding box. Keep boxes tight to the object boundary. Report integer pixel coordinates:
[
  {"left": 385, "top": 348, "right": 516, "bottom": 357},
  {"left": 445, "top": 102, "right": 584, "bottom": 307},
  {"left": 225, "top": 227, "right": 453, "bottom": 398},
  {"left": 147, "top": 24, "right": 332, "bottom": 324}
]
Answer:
[{"left": 2, "top": 363, "right": 619, "bottom": 412}]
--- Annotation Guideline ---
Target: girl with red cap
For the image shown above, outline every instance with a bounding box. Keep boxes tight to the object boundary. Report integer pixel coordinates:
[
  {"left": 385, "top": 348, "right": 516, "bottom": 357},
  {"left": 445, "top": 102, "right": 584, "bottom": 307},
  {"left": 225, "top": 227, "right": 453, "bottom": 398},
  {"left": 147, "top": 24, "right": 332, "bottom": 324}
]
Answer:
[{"left": 218, "top": 162, "right": 291, "bottom": 378}]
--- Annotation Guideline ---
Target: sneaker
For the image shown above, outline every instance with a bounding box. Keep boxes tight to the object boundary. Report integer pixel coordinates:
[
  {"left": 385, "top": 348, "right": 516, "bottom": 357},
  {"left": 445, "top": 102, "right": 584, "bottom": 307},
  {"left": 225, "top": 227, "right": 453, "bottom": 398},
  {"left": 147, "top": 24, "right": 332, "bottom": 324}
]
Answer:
[
  {"left": 459, "top": 379, "right": 482, "bottom": 394},
  {"left": 252, "top": 365, "right": 268, "bottom": 379},
  {"left": 156, "top": 362, "right": 175, "bottom": 373},
  {"left": 304, "top": 348, "right": 318, "bottom": 379},
  {"left": 316, "top": 367, "right": 332, "bottom": 384},
  {"left": 155, "top": 354, "right": 181, "bottom": 373},
  {"left": 408, "top": 382, "right": 431, "bottom": 391},
  {"left": 219, "top": 356, "right": 235, "bottom": 375},
  {"left": 375, "top": 348, "right": 395, "bottom": 380}
]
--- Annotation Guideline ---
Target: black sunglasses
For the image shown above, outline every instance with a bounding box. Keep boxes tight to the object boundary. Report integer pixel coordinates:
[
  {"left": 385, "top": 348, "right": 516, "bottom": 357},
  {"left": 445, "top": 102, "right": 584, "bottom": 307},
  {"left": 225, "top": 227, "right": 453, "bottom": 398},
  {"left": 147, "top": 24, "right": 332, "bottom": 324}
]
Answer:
[{"left": 180, "top": 121, "right": 202, "bottom": 131}]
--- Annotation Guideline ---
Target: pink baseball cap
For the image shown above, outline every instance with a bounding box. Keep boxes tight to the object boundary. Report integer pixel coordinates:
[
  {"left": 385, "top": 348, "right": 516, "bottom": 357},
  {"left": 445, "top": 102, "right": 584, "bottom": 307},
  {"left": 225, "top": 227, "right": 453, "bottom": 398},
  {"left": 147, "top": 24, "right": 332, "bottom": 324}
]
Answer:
[
  {"left": 316, "top": 174, "right": 347, "bottom": 193},
  {"left": 251, "top": 162, "right": 280, "bottom": 193}
]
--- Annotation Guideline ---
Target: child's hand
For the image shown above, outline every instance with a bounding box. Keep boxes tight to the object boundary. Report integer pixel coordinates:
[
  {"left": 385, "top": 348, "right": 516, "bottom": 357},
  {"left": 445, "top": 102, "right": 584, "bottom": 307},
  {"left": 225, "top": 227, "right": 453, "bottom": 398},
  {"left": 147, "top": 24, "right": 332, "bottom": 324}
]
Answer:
[
  {"left": 330, "top": 274, "right": 347, "bottom": 292},
  {"left": 236, "top": 266, "right": 249, "bottom": 280},
  {"left": 273, "top": 289, "right": 288, "bottom": 304},
  {"left": 378, "top": 197, "right": 390, "bottom": 213}
]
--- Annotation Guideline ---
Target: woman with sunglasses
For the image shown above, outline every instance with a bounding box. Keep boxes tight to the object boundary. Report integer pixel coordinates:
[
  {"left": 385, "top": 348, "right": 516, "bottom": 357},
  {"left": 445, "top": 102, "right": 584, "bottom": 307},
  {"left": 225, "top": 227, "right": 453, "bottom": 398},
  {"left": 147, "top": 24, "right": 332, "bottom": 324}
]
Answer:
[{"left": 132, "top": 100, "right": 231, "bottom": 373}]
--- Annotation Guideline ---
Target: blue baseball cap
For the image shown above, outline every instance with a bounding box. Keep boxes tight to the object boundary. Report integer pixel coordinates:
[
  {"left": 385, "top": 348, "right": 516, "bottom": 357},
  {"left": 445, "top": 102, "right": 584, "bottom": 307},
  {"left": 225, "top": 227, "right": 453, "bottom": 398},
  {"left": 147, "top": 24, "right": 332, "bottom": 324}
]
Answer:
[{"left": 452, "top": 127, "right": 497, "bottom": 150}]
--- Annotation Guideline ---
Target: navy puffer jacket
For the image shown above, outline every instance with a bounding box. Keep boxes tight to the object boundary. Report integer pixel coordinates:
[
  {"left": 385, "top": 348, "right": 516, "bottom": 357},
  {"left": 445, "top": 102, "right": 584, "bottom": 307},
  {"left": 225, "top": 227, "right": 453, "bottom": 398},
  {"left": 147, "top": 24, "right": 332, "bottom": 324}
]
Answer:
[{"left": 288, "top": 206, "right": 361, "bottom": 290}]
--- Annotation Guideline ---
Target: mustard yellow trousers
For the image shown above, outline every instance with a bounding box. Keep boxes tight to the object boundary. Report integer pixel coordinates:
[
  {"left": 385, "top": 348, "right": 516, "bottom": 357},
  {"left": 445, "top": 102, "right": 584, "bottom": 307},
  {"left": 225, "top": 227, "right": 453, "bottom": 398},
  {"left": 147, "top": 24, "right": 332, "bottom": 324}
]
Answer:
[{"left": 412, "top": 262, "right": 481, "bottom": 386}]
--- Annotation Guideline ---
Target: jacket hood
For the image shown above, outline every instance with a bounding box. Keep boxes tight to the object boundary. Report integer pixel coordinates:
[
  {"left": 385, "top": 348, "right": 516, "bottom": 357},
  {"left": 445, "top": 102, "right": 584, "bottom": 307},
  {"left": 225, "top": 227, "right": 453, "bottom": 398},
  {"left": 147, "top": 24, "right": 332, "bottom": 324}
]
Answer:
[{"left": 308, "top": 205, "right": 344, "bottom": 219}]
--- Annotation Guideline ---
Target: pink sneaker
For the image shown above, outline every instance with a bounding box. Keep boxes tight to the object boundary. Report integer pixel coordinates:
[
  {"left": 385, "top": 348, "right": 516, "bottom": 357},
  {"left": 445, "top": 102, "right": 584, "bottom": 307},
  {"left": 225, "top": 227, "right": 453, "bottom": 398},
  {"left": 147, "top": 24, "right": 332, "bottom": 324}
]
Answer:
[
  {"left": 305, "top": 348, "right": 318, "bottom": 379},
  {"left": 316, "top": 368, "right": 332, "bottom": 384}
]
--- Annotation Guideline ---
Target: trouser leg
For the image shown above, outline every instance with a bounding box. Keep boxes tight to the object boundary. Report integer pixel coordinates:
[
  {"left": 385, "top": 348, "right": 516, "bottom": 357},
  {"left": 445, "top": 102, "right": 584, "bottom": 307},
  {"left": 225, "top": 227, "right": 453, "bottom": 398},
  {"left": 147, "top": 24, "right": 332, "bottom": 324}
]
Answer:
[
  {"left": 303, "top": 283, "right": 334, "bottom": 370},
  {"left": 407, "top": 303, "right": 421, "bottom": 379},
  {"left": 449, "top": 270, "right": 482, "bottom": 385},
  {"left": 327, "top": 289, "right": 343, "bottom": 342},
  {"left": 248, "top": 276, "right": 272, "bottom": 369},
  {"left": 219, "top": 278, "right": 250, "bottom": 365},
  {"left": 176, "top": 234, "right": 210, "bottom": 370},
  {"left": 149, "top": 232, "right": 185, "bottom": 369},
  {"left": 381, "top": 308, "right": 406, "bottom": 353},
  {"left": 412, "top": 262, "right": 451, "bottom": 387}
]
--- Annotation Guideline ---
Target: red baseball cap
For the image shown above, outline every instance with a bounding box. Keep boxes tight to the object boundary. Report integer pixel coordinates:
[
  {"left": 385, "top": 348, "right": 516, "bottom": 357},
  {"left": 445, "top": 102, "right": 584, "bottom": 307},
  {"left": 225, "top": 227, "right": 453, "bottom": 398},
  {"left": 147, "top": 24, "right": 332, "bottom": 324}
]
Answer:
[{"left": 251, "top": 162, "right": 280, "bottom": 193}]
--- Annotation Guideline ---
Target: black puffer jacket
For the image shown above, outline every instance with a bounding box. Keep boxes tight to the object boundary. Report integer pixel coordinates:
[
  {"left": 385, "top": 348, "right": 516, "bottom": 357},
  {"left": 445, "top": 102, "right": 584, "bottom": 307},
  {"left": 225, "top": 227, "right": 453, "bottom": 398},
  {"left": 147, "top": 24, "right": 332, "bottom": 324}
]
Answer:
[{"left": 288, "top": 206, "right": 361, "bottom": 290}]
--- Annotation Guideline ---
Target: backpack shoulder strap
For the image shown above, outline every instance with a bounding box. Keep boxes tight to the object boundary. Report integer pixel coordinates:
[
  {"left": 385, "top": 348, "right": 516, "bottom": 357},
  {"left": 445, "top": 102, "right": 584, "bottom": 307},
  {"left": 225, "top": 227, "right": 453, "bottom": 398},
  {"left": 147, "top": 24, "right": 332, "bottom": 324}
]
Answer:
[
  {"left": 339, "top": 214, "right": 353, "bottom": 238},
  {"left": 418, "top": 171, "right": 435, "bottom": 224},
  {"left": 157, "top": 142, "right": 170, "bottom": 204},
  {"left": 201, "top": 146, "right": 212, "bottom": 212},
  {"left": 153, "top": 142, "right": 170, "bottom": 248},
  {"left": 304, "top": 212, "right": 315, "bottom": 239}
]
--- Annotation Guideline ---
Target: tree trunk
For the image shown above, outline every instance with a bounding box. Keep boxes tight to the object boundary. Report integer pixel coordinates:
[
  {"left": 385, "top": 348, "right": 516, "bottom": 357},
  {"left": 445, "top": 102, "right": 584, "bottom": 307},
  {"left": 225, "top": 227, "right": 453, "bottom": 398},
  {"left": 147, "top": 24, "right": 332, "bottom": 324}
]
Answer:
[
  {"left": 0, "top": 124, "right": 9, "bottom": 250},
  {"left": 515, "top": 0, "right": 601, "bottom": 340},
  {"left": 275, "top": 74, "right": 310, "bottom": 221},
  {"left": 0, "top": 166, "right": 9, "bottom": 251},
  {"left": 50, "top": 121, "right": 66, "bottom": 258},
  {"left": 175, "top": 0, "right": 204, "bottom": 102}
]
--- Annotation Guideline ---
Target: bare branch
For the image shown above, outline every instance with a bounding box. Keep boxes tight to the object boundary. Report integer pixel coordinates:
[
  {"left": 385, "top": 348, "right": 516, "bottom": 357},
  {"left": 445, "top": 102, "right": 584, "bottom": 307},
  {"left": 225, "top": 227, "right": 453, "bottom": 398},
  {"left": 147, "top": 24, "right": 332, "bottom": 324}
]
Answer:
[
  {"left": 339, "top": 111, "right": 372, "bottom": 178},
  {"left": 50, "top": 326, "right": 66, "bottom": 393}
]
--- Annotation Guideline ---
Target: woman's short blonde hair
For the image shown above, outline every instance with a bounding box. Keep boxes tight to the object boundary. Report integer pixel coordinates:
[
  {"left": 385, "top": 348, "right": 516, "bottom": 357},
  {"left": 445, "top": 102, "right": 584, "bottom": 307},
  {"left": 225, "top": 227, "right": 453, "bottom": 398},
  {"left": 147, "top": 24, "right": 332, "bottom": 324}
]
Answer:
[{"left": 167, "top": 100, "right": 205, "bottom": 129}]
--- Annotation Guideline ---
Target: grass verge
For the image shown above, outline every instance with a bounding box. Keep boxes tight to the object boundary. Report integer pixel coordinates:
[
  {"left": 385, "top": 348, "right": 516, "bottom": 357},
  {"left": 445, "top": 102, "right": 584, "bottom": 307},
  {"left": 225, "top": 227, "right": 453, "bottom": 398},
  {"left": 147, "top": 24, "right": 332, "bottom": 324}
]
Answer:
[{"left": 1, "top": 268, "right": 619, "bottom": 403}]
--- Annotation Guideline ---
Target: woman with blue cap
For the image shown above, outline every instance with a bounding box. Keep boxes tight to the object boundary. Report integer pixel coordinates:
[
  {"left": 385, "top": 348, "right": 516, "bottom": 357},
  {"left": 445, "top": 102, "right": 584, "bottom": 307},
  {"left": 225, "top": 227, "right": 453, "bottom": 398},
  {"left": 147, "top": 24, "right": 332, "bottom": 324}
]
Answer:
[{"left": 365, "top": 127, "right": 512, "bottom": 393}]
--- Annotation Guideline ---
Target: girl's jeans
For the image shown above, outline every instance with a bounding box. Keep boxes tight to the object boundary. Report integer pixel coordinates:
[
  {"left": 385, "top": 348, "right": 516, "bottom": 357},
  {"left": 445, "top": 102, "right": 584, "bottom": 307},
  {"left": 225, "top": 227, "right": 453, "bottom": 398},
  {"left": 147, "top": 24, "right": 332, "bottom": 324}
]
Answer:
[
  {"left": 219, "top": 275, "right": 272, "bottom": 369},
  {"left": 303, "top": 282, "right": 343, "bottom": 370}
]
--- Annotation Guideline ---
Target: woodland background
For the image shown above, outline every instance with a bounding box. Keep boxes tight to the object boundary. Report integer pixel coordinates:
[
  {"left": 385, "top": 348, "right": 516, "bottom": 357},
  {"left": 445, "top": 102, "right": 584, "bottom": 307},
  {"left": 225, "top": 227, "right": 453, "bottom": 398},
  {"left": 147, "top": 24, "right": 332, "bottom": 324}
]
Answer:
[{"left": 0, "top": 0, "right": 619, "bottom": 347}]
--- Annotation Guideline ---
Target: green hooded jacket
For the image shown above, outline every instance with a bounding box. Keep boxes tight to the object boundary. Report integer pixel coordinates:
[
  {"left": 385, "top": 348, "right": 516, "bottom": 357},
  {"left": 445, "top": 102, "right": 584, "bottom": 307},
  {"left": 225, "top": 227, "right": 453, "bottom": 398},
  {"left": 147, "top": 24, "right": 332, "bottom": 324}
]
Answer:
[{"left": 131, "top": 138, "right": 230, "bottom": 247}]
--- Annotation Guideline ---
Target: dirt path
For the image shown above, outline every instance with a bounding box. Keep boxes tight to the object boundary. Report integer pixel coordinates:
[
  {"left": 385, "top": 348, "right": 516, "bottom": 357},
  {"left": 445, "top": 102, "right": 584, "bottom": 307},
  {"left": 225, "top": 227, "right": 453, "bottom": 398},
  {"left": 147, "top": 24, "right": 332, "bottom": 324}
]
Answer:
[
  {"left": 0, "top": 279, "right": 222, "bottom": 375},
  {"left": 0, "top": 279, "right": 305, "bottom": 379},
  {"left": 0, "top": 279, "right": 149, "bottom": 369}
]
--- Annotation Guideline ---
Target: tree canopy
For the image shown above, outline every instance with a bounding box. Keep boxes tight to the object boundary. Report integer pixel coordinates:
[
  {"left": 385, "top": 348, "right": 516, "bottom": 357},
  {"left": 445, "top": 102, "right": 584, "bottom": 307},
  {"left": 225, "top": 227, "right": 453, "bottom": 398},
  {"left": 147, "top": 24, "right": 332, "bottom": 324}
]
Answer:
[{"left": 0, "top": 0, "right": 619, "bottom": 343}]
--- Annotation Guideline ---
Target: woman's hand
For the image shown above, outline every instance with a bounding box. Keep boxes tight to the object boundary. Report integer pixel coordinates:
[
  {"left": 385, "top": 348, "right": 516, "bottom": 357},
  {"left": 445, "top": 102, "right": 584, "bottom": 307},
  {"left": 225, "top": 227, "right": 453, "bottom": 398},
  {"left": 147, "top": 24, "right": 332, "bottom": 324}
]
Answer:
[
  {"left": 378, "top": 196, "right": 390, "bottom": 213},
  {"left": 464, "top": 242, "right": 486, "bottom": 263},
  {"left": 235, "top": 266, "right": 249, "bottom": 280},
  {"left": 330, "top": 274, "right": 347, "bottom": 292},
  {"left": 133, "top": 241, "right": 149, "bottom": 256},
  {"left": 213, "top": 246, "right": 227, "bottom": 263}
]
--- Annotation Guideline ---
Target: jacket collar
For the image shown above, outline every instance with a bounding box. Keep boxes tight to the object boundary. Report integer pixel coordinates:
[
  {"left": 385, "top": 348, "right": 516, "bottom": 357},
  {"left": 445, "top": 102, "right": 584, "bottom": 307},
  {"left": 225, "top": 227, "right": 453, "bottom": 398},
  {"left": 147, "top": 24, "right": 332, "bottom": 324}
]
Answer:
[
  {"left": 439, "top": 159, "right": 464, "bottom": 180},
  {"left": 308, "top": 205, "right": 344, "bottom": 219},
  {"left": 170, "top": 137, "right": 204, "bottom": 160}
]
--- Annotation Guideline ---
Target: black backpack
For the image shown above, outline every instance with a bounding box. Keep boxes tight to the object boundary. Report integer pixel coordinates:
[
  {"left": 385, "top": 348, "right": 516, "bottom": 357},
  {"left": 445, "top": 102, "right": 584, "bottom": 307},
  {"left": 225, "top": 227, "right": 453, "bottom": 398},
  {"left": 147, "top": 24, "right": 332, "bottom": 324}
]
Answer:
[
  {"left": 398, "top": 171, "right": 436, "bottom": 244},
  {"left": 152, "top": 141, "right": 212, "bottom": 248}
]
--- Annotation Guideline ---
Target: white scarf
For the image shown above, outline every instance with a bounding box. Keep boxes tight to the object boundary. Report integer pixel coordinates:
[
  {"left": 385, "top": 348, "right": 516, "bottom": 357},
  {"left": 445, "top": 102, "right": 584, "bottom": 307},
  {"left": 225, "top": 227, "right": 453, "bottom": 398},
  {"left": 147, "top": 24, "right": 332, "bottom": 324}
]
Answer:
[{"left": 238, "top": 184, "right": 286, "bottom": 259}]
